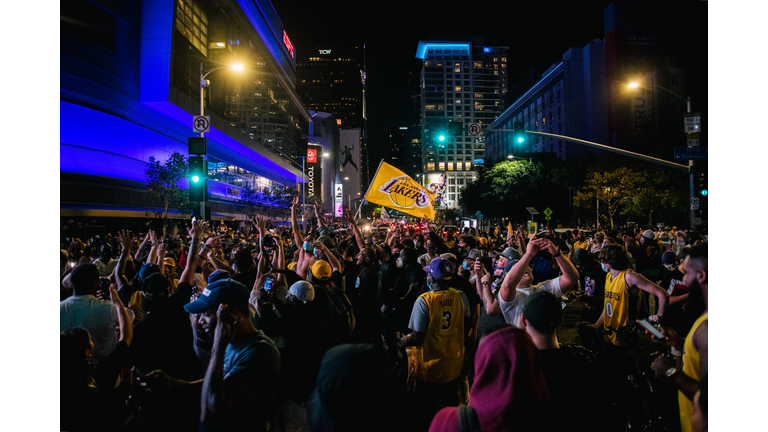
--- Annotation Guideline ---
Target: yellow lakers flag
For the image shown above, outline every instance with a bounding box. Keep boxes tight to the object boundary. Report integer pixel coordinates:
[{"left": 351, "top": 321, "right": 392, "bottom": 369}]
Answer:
[{"left": 364, "top": 161, "right": 436, "bottom": 219}]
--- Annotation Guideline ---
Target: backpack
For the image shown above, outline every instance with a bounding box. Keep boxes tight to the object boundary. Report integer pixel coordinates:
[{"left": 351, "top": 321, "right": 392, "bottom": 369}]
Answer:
[
  {"left": 458, "top": 404, "right": 482, "bottom": 432},
  {"left": 324, "top": 285, "right": 356, "bottom": 339}
]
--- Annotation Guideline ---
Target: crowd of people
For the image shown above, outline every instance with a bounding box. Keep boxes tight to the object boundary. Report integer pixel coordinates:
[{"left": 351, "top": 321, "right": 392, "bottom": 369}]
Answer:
[{"left": 60, "top": 201, "right": 708, "bottom": 432}]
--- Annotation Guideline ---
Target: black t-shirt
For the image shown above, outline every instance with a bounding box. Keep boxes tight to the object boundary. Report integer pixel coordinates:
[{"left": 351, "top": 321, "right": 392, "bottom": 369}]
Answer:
[
  {"left": 131, "top": 282, "right": 202, "bottom": 381},
  {"left": 448, "top": 275, "right": 481, "bottom": 311},
  {"left": 233, "top": 266, "right": 259, "bottom": 292}
]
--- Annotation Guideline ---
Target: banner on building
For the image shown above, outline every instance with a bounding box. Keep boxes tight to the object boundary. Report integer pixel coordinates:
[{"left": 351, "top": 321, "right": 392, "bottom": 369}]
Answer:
[
  {"left": 364, "top": 161, "right": 435, "bottom": 220},
  {"left": 305, "top": 144, "right": 323, "bottom": 201},
  {"left": 334, "top": 183, "right": 343, "bottom": 217}
]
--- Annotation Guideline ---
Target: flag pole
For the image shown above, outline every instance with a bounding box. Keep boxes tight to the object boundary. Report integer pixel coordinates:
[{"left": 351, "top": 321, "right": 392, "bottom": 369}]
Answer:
[{"left": 356, "top": 160, "right": 384, "bottom": 220}]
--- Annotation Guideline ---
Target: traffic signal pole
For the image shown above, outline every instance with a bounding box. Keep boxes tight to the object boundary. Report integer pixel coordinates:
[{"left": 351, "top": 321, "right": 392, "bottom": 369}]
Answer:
[{"left": 486, "top": 130, "right": 690, "bottom": 172}]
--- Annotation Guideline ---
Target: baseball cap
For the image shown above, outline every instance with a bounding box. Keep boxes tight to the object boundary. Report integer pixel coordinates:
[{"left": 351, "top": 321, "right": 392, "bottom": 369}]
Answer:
[
  {"left": 163, "top": 257, "right": 175, "bottom": 267},
  {"left": 501, "top": 247, "right": 521, "bottom": 261},
  {"left": 289, "top": 281, "right": 315, "bottom": 303},
  {"left": 138, "top": 263, "right": 161, "bottom": 283},
  {"left": 317, "top": 235, "right": 336, "bottom": 249},
  {"left": 439, "top": 253, "right": 457, "bottom": 262},
  {"left": 423, "top": 257, "right": 453, "bottom": 280},
  {"left": 142, "top": 273, "right": 169, "bottom": 299},
  {"left": 642, "top": 230, "right": 654, "bottom": 239},
  {"left": 503, "top": 259, "right": 518, "bottom": 277},
  {"left": 310, "top": 260, "right": 332, "bottom": 280},
  {"left": 661, "top": 251, "right": 677, "bottom": 265},
  {"left": 573, "top": 248, "right": 592, "bottom": 266},
  {"left": 183, "top": 279, "right": 250, "bottom": 314},
  {"left": 466, "top": 249, "right": 482, "bottom": 260},
  {"left": 523, "top": 290, "right": 563, "bottom": 333}
]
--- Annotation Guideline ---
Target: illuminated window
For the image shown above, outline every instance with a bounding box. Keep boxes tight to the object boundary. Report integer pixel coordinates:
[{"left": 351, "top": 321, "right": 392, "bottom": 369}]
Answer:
[
  {"left": 439, "top": 162, "right": 445, "bottom": 170},
  {"left": 465, "top": 162, "right": 472, "bottom": 170},
  {"left": 501, "top": 57, "right": 507, "bottom": 62},
  {"left": 455, "top": 86, "right": 462, "bottom": 91},
  {"left": 456, "top": 162, "right": 463, "bottom": 170},
  {"left": 455, "top": 99, "right": 462, "bottom": 104},
  {"left": 494, "top": 71, "right": 499, "bottom": 75},
  {"left": 455, "top": 67, "right": 461, "bottom": 73},
  {"left": 474, "top": 62, "right": 482, "bottom": 68},
  {"left": 447, "top": 163, "right": 454, "bottom": 171}
]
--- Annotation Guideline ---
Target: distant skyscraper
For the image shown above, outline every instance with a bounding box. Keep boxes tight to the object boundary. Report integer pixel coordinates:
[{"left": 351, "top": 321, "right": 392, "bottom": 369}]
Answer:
[
  {"left": 415, "top": 38, "right": 508, "bottom": 209},
  {"left": 297, "top": 46, "right": 369, "bottom": 194}
]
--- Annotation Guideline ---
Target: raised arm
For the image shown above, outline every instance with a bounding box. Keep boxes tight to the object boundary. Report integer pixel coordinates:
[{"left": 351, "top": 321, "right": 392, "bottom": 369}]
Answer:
[
  {"left": 290, "top": 197, "right": 305, "bottom": 252},
  {"left": 114, "top": 229, "right": 133, "bottom": 292},
  {"left": 500, "top": 239, "right": 540, "bottom": 303},
  {"left": 109, "top": 287, "right": 133, "bottom": 346},
  {"left": 147, "top": 230, "right": 159, "bottom": 266},
  {"left": 134, "top": 232, "right": 151, "bottom": 262},
  {"left": 181, "top": 221, "right": 206, "bottom": 285},
  {"left": 540, "top": 238, "right": 578, "bottom": 293},
  {"left": 320, "top": 243, "right": 341, "bottom": 273},
  {"left": 155, "top": 236, "right": 167, "bottom": 266},
  {"left": 346, "top": 209, "right": 365, "bottom": 250}
]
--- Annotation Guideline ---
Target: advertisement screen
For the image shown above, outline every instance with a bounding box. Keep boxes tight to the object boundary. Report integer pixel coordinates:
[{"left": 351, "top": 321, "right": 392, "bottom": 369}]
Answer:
[{"left": 425, "top": 173, "right": 447, "bottom": 207}]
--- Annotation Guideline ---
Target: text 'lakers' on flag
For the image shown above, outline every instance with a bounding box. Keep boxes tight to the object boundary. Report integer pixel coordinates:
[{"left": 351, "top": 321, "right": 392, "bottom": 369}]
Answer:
[{"left": 365, "top": 161, "right": 435, "bottom": 220}]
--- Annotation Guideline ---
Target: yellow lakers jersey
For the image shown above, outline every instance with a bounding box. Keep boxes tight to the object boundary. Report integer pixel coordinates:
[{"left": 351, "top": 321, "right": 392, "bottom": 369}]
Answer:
[
  {"left": 603, "top": 270, "right": 637, "bottom": 346},
  {"left": 679, "top": 312, "right": 708, "bottom": 432},
  {"left": 412, "top": 289, "right": 466, "bottom": 383}
]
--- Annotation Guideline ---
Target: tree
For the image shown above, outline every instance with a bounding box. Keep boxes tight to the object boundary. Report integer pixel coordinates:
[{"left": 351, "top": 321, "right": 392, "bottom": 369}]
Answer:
[
  {"left": 145, "top": 152, "right": 191, "bottom": 237},
  {"left": 573, "top": 167, "right": 640, "bottom": 229},
  {"left": 622, "top": 169, "right": 687, "bottom": 227},
  {"left": 460, "top": 160, "right": 545, "bottom": 220}
]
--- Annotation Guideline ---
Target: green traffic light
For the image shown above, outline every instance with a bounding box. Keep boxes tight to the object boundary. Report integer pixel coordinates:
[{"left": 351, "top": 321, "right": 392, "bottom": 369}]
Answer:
[
  {"left": 700, "top": 189, "right": 708, "bottom": 196},
  {"left": 438, "top": 135, "right": 445, "bottom": 141},
  {"left": 191, "top": 175, "right": 200, "bottom": 183},
  {"left": 517, "top": 137, "right": 524, "bottom": 143}
]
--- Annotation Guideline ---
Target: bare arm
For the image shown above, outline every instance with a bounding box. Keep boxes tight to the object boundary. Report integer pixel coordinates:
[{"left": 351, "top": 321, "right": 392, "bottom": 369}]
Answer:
[
  {"left": 499, "top": 239, "right": 540, "bottom": 303},
  {"left": 290, "top": 198, "right": 304, "bottom": 252},
  {"left": 114, "top": 229, "right": 133, "bottom": 292},
  {"left": 201, "top": 307, "right": 255, "bottom": 424},
  {"left": 181, "top": 221, "right": 207, "bottom": 285},
  {"left": 320, "top": 243, "right": 342, "bottom": 273},
  {"left": 346, "top": 209, "right": 365, "bottom": 250},
  {"left": 541, "top": 239, "right": 578, "bottom": 293},
  {"left": 399, "top": 331, "right": 425, "bottom": 347},
  {"left": 134, "top": 232, "right": 150, "bottom": 262},
  {"left": 110, "top": 287, "right": 133, "bottom": 346},
  {"left": 147, "top": 231, "right": 158, "bottom": 265},
  {"left": 626, "top": 269, "right": 670, "bottom": 320}
]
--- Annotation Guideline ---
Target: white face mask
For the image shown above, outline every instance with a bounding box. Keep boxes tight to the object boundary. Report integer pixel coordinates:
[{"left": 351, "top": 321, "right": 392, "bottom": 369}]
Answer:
[
  {"left": 663, "top": 263, "right": 673, "bottom": 270},
  {"left": 469, "top": 275, "right": 477, "bottom": 284},
  {"left": 396, "top": 258, "right": 403, "bottom": 268}
]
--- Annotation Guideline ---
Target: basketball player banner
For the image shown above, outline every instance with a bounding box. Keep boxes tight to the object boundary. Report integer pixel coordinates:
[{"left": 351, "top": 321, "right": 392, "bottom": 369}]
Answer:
[{"left": 364, "top": 161, "right": 435, "bottom": 220}]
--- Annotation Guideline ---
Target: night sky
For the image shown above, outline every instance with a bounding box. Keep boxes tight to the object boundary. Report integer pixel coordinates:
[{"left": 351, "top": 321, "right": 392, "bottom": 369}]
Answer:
[{"left": 273, "top": 0, "right": 616, "bottom": 167}]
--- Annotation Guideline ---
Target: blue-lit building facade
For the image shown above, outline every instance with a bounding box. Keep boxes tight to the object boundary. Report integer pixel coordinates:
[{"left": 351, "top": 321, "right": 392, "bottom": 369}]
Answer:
[
  {"left": 416, "top": 38, "right": 508, "bottom": 209},
  {"left": 485, "top": 40, "right": 608, "bottom": 165},
  {"left": 61, "top": 0, "right": 309, "bottom": 232}
]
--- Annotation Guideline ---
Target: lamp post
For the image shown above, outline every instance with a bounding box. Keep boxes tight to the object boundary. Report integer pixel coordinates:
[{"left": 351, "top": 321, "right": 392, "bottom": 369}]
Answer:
[
  {"left": 197, "top": 62, "right": 243, "bottom": 220},
  {"left": 628, "top": 82, "right": 696, "bottom": 231}
]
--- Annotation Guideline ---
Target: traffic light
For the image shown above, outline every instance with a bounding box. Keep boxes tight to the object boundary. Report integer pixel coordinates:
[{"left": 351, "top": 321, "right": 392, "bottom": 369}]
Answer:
[
  {"left": 189, "top": 156, "right": 207, "bottom": 201},
  {"left": 698, "top": 171, "right": 707, "bottom": 196},
  {"left": 513, "top": 122, "right": 526, "bottom": 145},
  {"left": 433, "top": 120, "right": 448, "bottom": 144}
]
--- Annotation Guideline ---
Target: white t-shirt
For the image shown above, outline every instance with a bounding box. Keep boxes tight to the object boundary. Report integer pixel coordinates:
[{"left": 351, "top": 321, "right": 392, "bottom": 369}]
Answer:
[{"left": 498, "top": 277, "right": 564, "bottom": 328}]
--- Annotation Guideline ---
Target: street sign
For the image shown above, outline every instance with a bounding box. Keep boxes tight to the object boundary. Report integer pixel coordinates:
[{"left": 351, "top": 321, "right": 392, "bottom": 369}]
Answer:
[
  {"left": 526, "top": 207, "right": 539, "bottom": 215},
  {"left": 543, "top": 207, "right": 553, "bottom": 217},
  {"left": 468, "top": 123, "right": 481, "bottom": 136},
  {"left": 674, "top": 147, "right": 707, "bottom": 161},
  {"left": 477, "top": 213, "right": 483, "bottom": 219},
  {"left": 684, "top": 112, "right": 701, "bottom": 133},
  {"left": 193, "top": 115, "right": 211, "bottom": 133},
  {"left": 687, "top": 133, "right": 700, "bottom": 147},
  {"left": 691, "top": 197, "right": 700, "bottom": 210}
]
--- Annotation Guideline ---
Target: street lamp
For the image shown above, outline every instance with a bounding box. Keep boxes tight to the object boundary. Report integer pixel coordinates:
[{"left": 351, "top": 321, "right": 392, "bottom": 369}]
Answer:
[
  {"left": 196, "top": 62, "right": 243, "bottom": 220},
  {"left": 628, "top": 81, "right": 696, "bottom": 230}
]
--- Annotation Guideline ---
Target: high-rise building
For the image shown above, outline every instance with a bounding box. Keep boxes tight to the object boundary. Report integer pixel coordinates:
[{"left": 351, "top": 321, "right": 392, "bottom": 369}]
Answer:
[
  {"left": 415, "top": 38, "right": 508, "bottom": 209},
  {"left": 485, "top": 40, "right": 608, "bottom": 165},
  {"left": 296, "top": 46, "right": 369, "bottom": 197}
]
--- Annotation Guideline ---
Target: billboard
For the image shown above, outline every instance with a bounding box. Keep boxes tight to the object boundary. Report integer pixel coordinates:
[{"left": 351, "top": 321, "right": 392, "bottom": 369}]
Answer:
[
  {"left": 339, "top": 129, "right": 361, "bottom": 209},
  {"left": 334, "top": 183, "right": 343, "bottom": 217},
  {"left": 424, "top": 172, "right": 448, "bottom": 207},
  {"left": 305, "top": 144, "right": 323, "bottom": 201}
]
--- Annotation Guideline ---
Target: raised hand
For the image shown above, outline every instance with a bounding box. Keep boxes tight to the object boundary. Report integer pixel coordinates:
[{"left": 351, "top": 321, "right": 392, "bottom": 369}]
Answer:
[{"left": 118, "top": 229, "right": 133, "bottom": 254}]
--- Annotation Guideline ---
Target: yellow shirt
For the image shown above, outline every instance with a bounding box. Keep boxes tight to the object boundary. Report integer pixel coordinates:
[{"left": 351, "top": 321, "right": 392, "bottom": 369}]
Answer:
[
  {"left": 574, "top": 240, "right": 588, "bottom": 250},
  {"left": 679, "top": 312, "right": 708, "bottom": 432},
  {"left": 603, "top": 270, "right": 637, "bottom": 346},
  {"left": 411, "top": 289, "right": 466, "bottom": 383}
]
